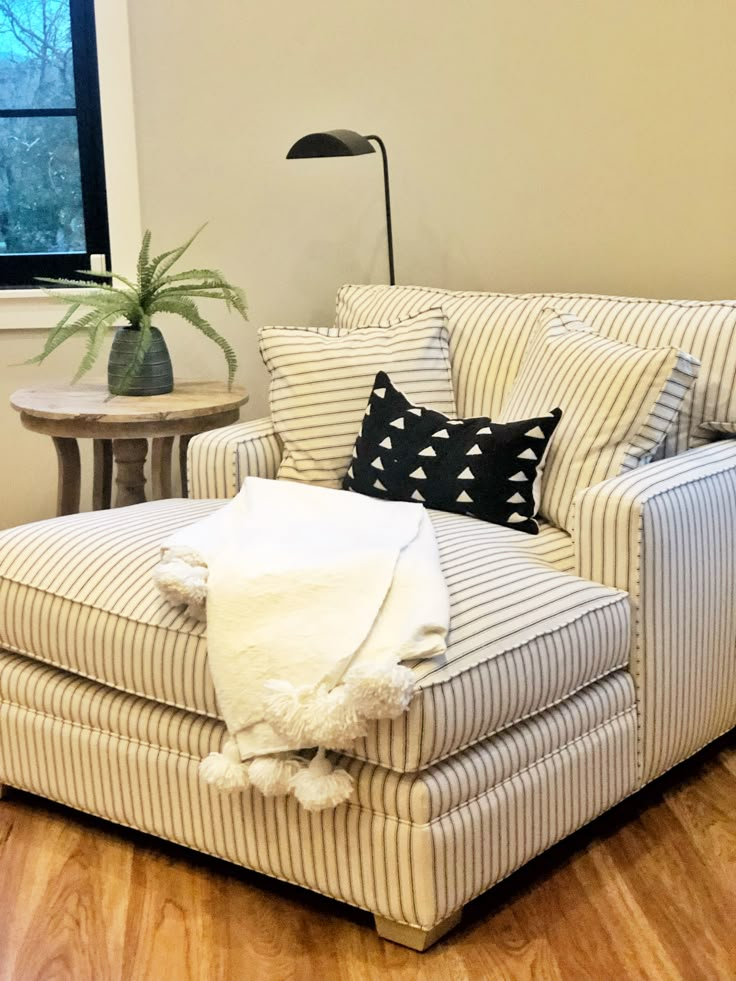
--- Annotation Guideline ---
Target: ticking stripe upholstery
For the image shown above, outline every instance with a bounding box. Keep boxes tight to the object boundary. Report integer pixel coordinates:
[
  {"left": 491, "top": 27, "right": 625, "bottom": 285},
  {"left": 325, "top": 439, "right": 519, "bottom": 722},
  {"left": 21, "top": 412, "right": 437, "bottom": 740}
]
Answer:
[
  {"left": 187, "top": 418, "right": 283, "bottom": 499},
  {"left": 0, "top": 498, "right": 629, "bottom": 771},
  {"left": 0, "top": 650, "right": 638, "bottom": 928},
  {"left": 575, "top": 439, "right": 736, "bottom": 783},
  {"left": 500, "top": 309, "right": 699, "bottom": 533},
  {"left": 335, "top": 284, "right": 736, "bottom": 457},
  {"left": 259, "top": 312, "right": 456, "bottom": 487}
]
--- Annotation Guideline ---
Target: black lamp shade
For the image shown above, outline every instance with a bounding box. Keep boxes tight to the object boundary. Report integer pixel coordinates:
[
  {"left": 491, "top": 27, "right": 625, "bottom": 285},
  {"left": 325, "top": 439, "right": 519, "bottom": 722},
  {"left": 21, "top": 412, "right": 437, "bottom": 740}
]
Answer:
[{"left": 286, "top": 129, "right": 376, "bottom": 159}]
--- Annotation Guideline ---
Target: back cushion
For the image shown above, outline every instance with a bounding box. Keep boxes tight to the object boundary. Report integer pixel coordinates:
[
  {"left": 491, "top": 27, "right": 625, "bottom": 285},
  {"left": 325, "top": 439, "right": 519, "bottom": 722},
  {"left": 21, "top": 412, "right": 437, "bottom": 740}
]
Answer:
[{"left": 335, "top": 284, "right": 736, "bottom": 457}]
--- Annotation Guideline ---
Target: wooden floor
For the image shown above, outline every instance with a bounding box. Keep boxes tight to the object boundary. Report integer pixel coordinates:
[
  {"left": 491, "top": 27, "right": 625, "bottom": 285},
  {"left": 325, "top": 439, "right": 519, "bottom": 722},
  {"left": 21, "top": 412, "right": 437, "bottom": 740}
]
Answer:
[{"left": 1, "top": 732, "right": 735, "bottom": 981}]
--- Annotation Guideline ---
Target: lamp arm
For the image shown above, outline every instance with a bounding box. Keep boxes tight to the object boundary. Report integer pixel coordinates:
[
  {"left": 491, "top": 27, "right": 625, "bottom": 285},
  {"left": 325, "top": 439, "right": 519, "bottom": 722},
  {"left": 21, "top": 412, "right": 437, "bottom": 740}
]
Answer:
[{"left": 365, "top": 134, "right": 395, "bottom": 286}]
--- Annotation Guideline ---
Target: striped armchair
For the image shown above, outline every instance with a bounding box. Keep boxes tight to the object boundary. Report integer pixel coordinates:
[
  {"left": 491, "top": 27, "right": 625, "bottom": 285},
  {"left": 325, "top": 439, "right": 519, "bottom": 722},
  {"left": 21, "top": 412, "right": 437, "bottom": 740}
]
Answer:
[{"left": 2, "top": 285, "right": 736, "bottom": 950}]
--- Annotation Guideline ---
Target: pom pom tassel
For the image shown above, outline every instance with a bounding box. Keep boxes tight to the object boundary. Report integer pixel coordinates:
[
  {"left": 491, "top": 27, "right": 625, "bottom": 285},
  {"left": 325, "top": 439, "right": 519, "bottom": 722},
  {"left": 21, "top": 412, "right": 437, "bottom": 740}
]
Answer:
[
  {"left": 345, "top": 664, "right": 416, "bottom": 719},
  {"left": 248, "top": 755, "right": 306, "bottom": 796},
  {"left": 152, "top": 556, "right": 208, "bottom": 621},
  {"left": 199, "top": 737, "right": 250, "bottom": 791},
  {"left": 290, "top": 748, "right": 353, "bottom": 812}
]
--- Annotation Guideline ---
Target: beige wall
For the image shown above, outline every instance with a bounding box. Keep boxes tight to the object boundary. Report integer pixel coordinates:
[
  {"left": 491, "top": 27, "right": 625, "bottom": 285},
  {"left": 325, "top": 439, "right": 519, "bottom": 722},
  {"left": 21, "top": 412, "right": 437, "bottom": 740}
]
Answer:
[{"left": 2, "top": 0, "right": 735, "bottom": 528}]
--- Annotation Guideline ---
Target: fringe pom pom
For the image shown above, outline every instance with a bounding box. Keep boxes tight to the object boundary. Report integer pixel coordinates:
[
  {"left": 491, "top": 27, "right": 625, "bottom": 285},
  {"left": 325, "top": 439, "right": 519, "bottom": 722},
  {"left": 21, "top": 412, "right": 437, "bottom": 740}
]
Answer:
[
  {"left": 345, "top": 664, "right": 416, "bottom": 720},
  {"left": 248, "top": 755, "right": 305, "bottom": 796},
  {"left": 199, "top": 738, "right": 250, "bottom": 791},
  {"left": 290, "top": 748, "right": 353, "bottom": 812},
  {"left": 153, "top": 556, "right": 208, "bottom": 621},
  {"left": 262, "top": 680, "right": 322, "bottom": 745}
]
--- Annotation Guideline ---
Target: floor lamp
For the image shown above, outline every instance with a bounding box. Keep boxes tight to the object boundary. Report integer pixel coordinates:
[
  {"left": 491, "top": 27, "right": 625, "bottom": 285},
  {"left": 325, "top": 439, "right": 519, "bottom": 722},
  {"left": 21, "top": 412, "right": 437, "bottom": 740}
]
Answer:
[{"left": 286, "top": 129, "right": 395, "bottom": 286}]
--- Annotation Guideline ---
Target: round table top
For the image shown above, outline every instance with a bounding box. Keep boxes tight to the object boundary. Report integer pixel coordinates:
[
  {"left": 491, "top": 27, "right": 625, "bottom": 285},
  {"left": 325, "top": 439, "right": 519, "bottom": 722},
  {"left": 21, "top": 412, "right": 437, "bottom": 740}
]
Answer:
[{"left": 11, "top": 380, "right": 249, "bottom": 423}]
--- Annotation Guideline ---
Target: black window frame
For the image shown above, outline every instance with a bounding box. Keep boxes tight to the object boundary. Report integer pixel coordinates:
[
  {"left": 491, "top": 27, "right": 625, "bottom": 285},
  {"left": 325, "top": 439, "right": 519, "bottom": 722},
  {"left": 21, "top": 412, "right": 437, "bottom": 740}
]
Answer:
[{"left": 0, "top": 0, "right": 110, "bottom": 288}]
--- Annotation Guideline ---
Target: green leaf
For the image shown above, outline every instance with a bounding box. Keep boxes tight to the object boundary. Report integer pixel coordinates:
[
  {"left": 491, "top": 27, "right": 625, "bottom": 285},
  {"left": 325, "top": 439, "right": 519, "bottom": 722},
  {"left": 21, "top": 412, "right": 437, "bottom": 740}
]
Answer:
[
  {"left": 71, "top": 315, "right": 117, "bottom": 383},
  {"left": 149, "top": 297, "right": 238, "bottom": 387},
  {"left": 36, "top": 276, "right": 126, "bottom": 296},
  {"left": 137, "top": 229, "right": 152, "bottom": 294},
  {"left": 22, "top": 308, "right": 99, "bottom": 365},
  {"left": 148, "top": 224, "right": 207, "bottom": 287},
  {"left": 84, "top": 269, "right": 139, "bottom": 291}
]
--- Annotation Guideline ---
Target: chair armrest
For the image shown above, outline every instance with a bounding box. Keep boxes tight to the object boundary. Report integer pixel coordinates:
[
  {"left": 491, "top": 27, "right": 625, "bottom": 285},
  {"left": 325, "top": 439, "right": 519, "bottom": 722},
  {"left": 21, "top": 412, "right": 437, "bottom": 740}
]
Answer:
[
  {"left": 574, "top": 440, "right": 736, "bottom": 783},
  {"left": 187, "top": 417, "right": 283, "bottom": 499}
]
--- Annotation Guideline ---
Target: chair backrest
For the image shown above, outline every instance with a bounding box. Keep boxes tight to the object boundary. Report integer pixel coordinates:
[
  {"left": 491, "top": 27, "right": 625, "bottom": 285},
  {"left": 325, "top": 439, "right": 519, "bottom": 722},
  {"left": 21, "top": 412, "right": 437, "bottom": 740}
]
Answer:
[{"left": 336, "top": 283, "right": 736, "bottom": 457}]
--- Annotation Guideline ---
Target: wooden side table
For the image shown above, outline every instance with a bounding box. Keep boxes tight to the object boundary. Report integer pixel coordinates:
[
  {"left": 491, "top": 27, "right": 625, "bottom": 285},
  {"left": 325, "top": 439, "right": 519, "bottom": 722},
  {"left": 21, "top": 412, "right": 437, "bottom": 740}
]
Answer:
[{"left": 11, "top": 381, "right": 249, "bottom": 515}]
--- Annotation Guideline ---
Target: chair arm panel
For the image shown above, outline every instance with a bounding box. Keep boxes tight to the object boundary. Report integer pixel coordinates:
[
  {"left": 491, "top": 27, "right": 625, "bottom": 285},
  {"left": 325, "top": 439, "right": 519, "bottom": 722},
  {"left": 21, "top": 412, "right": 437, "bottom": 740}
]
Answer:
[
  {"left": 574, "top": 440, "right": 736, "bottom": 784},
  {"left": 187, "top": 417, "right": 283, "bottom": 499}
]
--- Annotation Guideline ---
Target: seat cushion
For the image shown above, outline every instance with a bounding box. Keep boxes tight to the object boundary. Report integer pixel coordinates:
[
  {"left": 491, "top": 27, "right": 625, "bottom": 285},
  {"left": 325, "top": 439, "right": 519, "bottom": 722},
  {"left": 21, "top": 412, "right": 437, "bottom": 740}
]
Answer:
[{"left": 0, "top": 497, "right": 629, "bottom": 770}]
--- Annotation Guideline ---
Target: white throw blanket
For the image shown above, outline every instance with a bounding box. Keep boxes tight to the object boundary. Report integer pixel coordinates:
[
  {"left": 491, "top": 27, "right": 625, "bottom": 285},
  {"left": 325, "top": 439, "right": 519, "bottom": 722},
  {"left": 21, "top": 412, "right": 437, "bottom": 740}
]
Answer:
[{"left": 154, "top": 477, "right": 449, "bottom": 811}]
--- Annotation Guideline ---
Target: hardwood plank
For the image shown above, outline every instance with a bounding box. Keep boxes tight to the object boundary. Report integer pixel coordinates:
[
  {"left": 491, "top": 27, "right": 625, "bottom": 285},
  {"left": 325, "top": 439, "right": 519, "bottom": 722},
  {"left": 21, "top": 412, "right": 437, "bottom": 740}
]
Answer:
[
  {"left": 0, "top": 733, "right": 735, "bottom": 980},
  {"left": 0, "top": 806, "right": 132, "bottom": 981}
]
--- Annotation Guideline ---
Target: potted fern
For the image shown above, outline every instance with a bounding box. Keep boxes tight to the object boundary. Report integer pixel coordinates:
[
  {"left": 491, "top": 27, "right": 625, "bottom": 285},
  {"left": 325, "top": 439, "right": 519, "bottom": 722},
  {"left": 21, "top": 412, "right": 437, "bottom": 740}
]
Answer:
[{"left": 26, "top": 226, "right": 247, "bottom": 396}]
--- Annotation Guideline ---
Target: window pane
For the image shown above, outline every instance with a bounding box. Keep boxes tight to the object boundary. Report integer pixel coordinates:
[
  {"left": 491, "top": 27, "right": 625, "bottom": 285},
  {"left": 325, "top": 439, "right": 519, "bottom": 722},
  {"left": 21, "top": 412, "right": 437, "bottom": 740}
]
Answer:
[
  {"left": 0, "top": 115, "right": 86, "bottom": 254},
  {"left": 0, "top": 0, "right": 74, "bottom": 109}
]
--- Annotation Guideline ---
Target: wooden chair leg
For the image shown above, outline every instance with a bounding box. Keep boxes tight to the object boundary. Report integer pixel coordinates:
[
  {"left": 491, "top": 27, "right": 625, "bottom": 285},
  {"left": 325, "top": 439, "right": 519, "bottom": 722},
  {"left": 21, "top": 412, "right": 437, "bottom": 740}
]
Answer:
[{"left": 374, "top": 909, "right": 463, "bottom": 951}]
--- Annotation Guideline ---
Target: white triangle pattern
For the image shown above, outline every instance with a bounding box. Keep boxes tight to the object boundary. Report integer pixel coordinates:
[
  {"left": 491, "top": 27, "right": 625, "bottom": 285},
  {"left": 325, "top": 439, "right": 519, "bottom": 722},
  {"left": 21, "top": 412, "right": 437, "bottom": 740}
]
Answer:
[{"left": 354, "top": 387, "right": 546, "bottom": 529}]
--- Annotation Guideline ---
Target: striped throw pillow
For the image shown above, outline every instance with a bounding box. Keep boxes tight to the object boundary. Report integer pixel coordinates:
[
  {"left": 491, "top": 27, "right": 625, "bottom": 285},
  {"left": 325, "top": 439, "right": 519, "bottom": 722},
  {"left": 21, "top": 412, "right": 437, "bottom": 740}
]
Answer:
[
  {"left": 259, "top": 311, "right": 456, "bottom": 487},
  {"left": 500, "top": 309, "right": 700, "bottom": 533}
]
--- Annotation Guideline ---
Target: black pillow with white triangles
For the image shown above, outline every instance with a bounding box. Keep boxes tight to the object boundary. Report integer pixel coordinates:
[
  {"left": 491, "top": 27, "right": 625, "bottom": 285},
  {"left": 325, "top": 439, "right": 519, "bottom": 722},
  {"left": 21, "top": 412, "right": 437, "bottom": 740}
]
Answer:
[{"left": 343, "top": 371, "right": 562, "bottom": 534}]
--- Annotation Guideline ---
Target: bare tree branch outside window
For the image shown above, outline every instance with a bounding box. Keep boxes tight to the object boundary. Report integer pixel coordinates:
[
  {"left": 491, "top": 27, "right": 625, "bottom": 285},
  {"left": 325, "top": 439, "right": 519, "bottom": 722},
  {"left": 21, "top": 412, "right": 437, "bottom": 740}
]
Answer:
[{"left": 0, "top": 0, "right": 86, "bottom": 256}]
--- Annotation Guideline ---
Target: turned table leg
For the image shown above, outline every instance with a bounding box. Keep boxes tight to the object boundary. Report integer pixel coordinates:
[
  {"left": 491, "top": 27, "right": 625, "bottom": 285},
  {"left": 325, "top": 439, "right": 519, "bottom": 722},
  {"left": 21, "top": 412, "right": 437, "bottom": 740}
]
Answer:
[
  {"left": 52, "top": 436, "right": 81, "bottom": 516},
  {"left": 113, "top": 438, "right": 148, "bottom": 507},
  {"left": 92, "top": 439, "right": 113, "bottom": 510},
  {"left": 179, "top": 435, "right": 192, "bottom": 497},
  {"left": 151, "top": 436, "right": 174, "bottom": 500}
]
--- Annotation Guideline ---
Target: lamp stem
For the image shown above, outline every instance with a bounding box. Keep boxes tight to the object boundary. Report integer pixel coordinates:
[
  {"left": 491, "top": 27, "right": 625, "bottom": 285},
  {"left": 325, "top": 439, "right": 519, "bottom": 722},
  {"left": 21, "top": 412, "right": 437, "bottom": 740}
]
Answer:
[{"left": 365, "top": 134, "right": 395, "bottom": 286}]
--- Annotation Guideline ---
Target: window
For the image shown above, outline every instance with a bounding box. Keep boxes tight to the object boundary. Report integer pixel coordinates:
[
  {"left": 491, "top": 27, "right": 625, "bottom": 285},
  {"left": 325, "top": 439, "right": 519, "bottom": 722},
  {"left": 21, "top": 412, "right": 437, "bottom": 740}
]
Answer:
[{"left": 0, "top": 0, "right": 110, "bottom": 287}]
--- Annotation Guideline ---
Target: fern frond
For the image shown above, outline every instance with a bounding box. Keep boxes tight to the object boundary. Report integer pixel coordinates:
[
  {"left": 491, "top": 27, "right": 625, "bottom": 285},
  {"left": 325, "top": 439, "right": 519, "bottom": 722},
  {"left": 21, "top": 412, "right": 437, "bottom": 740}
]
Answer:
[
  {"left": 151, "top": 283, "right": 248, "bottom": 318},
  {"left": 148, "top": 224, "right": 207, "bottom": 286},
  {"left": 72, "top": 315, "right": 117, "bottom": 383},
  {"left": 23, "top": 308, "right": 101, "bottom": 365},
  {"left": 137, "top": 230, "right": 152, "bottom": 293},
  {"left": 83, "top": 269, "right": 139, "bottom": 291},
  {"left": 36, "top": 276, "right": 128, "bottom": 297},
  {"left": 150, "top": 297, "right": 237, "bottom": 387}
]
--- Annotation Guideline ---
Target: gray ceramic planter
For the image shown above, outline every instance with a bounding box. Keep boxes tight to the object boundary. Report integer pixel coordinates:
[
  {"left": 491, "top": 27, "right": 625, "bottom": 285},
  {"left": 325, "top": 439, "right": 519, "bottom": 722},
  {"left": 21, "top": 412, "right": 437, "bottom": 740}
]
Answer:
[{"left": 108, "top": 326, "right": 174, "bottom": 396}]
